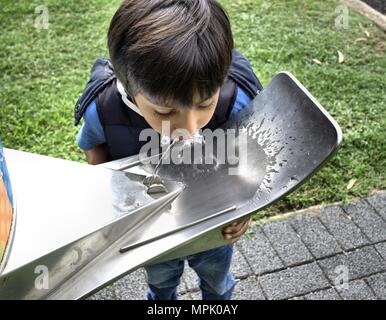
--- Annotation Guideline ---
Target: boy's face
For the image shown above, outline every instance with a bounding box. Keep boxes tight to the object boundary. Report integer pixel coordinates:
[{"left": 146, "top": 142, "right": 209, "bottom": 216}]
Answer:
[{"left": 134, "top": 89, "right": 220, "bottom": 140}]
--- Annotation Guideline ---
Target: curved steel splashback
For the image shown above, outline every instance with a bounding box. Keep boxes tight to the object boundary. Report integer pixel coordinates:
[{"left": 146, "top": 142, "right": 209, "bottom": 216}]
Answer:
[
  {"left": 110, "top": 72, "right": 342, "bottom": 256},
  {"left": 0, "top": 72, "right": 342, "bottom": 299}
]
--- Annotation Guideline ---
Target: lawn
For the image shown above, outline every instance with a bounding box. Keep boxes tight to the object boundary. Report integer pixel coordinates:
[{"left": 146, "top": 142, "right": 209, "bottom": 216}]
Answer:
[{"left": 0, "top": 0, "right": 385, "bottom": 216}]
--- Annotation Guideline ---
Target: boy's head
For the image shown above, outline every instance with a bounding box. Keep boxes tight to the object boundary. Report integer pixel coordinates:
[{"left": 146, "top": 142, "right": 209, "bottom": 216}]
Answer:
[{"left": 108, "top": 0, "right": 233, "bottom": 138}]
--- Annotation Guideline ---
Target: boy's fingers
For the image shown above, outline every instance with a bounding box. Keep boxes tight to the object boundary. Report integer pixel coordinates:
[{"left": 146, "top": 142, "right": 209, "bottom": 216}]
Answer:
[
  {"left": 223, "top": 217, "right": 251, "bottom": 234},
  {"left": 230, "top": 232, "right": 244, "bottom": 244},
  {"left": 223, "top": 220, "right": 250, "bottom": 240},
  {"left": 232, "top": 222, "right": 249, "bottom": 237},
  {"left": 230, "top": 237, "right": 241, "bottom": 244},
  {"left": 223, "top": 224, "right": 241, "bottom": 234}
]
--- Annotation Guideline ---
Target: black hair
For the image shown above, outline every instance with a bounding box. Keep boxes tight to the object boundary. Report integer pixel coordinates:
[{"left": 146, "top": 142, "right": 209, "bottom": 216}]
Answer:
[{"left": 108, "top": 0, "right": 234, "bottom": 108}]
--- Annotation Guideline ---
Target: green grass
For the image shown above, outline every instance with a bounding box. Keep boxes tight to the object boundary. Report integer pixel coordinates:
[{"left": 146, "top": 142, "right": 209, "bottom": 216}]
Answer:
[{"left": 0, "top": 0, "right": 385, "bottom": 217}]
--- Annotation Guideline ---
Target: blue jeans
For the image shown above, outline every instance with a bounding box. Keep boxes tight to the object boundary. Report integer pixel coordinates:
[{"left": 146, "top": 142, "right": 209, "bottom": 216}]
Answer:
[{"left": 144, "top": 244, "right": 236, "bottom": 300}]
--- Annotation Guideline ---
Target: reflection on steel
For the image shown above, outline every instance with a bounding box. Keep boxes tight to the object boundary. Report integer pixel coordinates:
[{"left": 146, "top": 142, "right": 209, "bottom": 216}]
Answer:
[
  {"left": 119, "top": 205, "right": 237, "bottom": 253},
  {"left": 0, "top": 72, "right": 342, "bottom": 299}
]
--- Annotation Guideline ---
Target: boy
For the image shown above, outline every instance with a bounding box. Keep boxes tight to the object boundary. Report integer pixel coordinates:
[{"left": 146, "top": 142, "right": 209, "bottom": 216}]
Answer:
[{"left": 75, "top": 0, "right": 263, "bottom": 300}]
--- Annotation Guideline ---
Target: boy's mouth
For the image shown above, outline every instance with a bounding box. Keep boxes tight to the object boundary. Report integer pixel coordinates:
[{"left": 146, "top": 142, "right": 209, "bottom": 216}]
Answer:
[
  {"left": 173, "top": 131, "right": 204, "bottom": 146},
  {"left": 161, "top": 130, "right": 204, "bottom": 146}
]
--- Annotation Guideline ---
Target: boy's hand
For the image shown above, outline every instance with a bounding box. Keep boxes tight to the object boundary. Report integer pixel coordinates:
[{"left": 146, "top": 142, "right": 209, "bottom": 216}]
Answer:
[
  {"left": 222, "top": 217, "right": 252, "bottom": 244},
  {"left": 85, "top": 144, "right": 109, "bottom": 165}
]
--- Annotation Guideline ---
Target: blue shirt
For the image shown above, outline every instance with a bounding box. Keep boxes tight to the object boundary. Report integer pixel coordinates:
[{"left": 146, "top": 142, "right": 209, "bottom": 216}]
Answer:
[{"left": 76, "top": 86, "right": 252, "bottom": 151}]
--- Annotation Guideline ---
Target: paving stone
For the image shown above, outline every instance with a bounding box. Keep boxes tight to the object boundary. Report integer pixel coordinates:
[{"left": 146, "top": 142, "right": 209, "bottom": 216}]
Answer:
[
  {"left": 289, "top": 296, "right": 305, "bottom": 300},
  {"left": 375, "top": 242, "right": 386, "bottom": 261},
  {"left": 259, "top": 262, "right": 329, "bottom": 300},
  {"left": 262, "top": 219, "right": 313, "bottom": 266},
  {"left": 181, "top": 263, "right": 199, "bottom": 290},
  {"left": 342, "top": 200, "right": 386, "bottom": 243},
  {"left": 319, "top": 205, "right": 369, "bottom": 250},
  {"left": 236, "top": 225, "right": 284, "bottom": 275},
  {"left": 177, "top": 283, "right": 187, "bottom": 295},
  {"left": 365, "top": 272, "right": 386, "bottom": 299},
  {"left": 189, "top": 291, "right": 202, "bottom": 300},
  {"left": 231, "top": 246, "right": 253, "bottom": 278},
  {"left": 90, "top": 268, "right": 148, "bottom": 300},
  {"left": 337, "top": 279, "right": 377, "bottom": 300},
  {"left": 303, "top": 288, "right": 341, "bottom": 300},
  {"left": 112, "top": 268, "right": 149, "bottom": 300},
  {"left": 232, "top": 277, "right": 266, "bottom": 300},
  {"left": 318, "top": 246, "right": 386, "bottom": 283},
  {"left": 366, "top": 192, "right": 386, "bottom": 221},
  {"left": 178, "top": 292, "right": 193, "bottom": 300},
  {"left": 289, "top": 213, "right": 342, "bottom": 259},
  {"left": 88, "top": 287, "right": 117, "bottom": 300}
]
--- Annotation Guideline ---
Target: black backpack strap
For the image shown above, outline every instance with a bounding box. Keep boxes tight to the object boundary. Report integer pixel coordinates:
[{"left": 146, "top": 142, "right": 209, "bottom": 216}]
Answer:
[
  {"left": 204, "top": 76, "right": 237, "bottom": 129},
  {"left": 219, "top": 77, "right": 238, "bottom": 120},
  {"left": 96, "top": 79, "right": 149, "bottom": 128},
  {"left": 228, "top": 50, "right": 263, "bottom": 99},
  {"left": 74, "top": 58, "right": 116, "bottom": 125},
  {"left": 95, "top": 79, "right": 155, "bottom": 161},
  {"left": 206, "top": 50, "right": 262, "bottom": 129}
]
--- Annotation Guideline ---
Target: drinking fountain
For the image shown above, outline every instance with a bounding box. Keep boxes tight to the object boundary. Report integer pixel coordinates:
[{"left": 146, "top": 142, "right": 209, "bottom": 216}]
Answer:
[{"left": 0, "top": 72, "right": 342, "bottom": 299}]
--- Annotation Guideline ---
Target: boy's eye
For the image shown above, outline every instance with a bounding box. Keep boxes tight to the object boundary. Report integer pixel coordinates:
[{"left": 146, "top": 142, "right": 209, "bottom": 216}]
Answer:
[
  {"left": 154, "top": 110, "right": 175, "bottom": 117},
  {"left": 199, "top": 101, "right": 215, "bottom": 109},
  {"left": 152, "top": 100, "right": 215, "bottom": 118}
]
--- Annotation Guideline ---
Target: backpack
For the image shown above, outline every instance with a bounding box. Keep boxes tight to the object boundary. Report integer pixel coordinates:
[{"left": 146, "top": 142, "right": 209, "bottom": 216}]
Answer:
[{"left": 74, "top": 50, "right": 262, "bottom": 160}]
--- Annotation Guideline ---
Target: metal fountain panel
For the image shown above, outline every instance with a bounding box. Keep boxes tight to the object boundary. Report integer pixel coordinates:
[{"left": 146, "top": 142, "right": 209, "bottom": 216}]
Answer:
[
  {"left": 0, "top": 72, "right": 342, "bottom": 299},
  {"left": 0, "top": 149, "right": 183, "bottom": 299}
]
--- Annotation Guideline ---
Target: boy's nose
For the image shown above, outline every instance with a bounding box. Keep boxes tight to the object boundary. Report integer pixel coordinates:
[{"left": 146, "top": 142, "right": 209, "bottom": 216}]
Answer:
[{"left": 174, "top": 110, "right": 199, "bottom": 139}]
